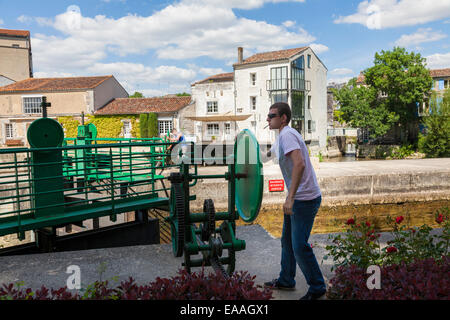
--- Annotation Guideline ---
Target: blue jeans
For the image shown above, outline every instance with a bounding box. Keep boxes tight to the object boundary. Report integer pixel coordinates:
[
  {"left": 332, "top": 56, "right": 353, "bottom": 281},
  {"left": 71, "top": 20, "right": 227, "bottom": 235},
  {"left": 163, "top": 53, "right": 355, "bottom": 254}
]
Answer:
[{"left": 278, "top": 196, "right": 326, "bottom": 294}]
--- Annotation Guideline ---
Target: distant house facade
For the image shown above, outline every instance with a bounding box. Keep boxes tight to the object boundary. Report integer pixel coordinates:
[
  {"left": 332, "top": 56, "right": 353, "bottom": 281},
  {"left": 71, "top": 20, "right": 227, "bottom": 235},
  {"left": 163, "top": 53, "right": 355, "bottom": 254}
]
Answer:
[
  {"left": 94, "top": 96, "right": 194, "bottom": 139},
  {"left": 190, "top": 73, "right": 246, "bottom": 143},
  {"left": 191, "top": 47, "right": 328, "bottom": 148},
  {"left": 423, "top": 68, "right": 450, "bottom": 114},
  {"left": 0, "top": 28, "right": 33, "bottom": 82},
  {"left": 0, "top": 75, "right": 128, "bottom": 146}
]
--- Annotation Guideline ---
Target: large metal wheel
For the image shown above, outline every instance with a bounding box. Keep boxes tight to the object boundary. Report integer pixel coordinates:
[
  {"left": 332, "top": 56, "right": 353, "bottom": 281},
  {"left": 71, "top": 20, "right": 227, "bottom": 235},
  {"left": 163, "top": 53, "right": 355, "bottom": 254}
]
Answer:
[
  {"left": 234, "top": 129, "right": 263, "bottom": 223},
  {"left": 168, "top": 182, "right": 185, "bottom": 257}
]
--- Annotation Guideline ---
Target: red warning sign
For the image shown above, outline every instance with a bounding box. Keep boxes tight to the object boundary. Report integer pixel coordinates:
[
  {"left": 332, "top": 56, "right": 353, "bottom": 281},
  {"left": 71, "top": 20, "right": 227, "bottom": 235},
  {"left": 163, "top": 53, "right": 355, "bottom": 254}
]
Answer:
[{"left": 269, "top": 179, "right": 284, "bottom": 192}]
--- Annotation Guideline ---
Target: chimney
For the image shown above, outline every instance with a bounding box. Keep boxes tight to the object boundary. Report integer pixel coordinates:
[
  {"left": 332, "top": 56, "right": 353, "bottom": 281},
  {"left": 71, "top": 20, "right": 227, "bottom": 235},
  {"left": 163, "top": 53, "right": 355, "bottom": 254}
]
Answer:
[{"left": 237, "top": 47, "right": 243, "bottom": 64}]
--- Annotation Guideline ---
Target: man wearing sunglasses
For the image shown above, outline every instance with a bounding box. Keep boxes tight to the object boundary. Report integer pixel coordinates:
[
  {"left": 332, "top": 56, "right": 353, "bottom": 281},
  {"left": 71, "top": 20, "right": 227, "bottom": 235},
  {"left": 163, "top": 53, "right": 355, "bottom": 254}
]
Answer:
[{"left": 264, "top": 102, "right": 326, "bottom": 300}]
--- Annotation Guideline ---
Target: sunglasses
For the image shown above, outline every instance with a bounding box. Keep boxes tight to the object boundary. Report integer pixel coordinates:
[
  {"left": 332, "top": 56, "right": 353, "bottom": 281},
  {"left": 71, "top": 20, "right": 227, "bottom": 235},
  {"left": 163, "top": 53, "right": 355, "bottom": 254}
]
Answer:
[{"left": 267, "top": 113, "right": 279, "bottom": 119}]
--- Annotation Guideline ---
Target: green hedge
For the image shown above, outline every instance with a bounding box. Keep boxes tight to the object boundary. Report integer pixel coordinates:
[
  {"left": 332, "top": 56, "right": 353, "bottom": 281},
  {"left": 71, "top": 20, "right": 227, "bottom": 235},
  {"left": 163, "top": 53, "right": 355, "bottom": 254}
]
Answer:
[{"left": 139, "top": 113, "right": 158, "bottom": 138}]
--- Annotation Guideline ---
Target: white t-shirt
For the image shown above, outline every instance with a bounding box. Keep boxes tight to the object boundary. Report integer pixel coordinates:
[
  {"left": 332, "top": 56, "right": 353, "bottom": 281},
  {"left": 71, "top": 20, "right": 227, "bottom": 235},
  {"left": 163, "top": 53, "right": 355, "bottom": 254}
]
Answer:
[{"left": 271, "top": 126, "right": 321, "bottom": 201}]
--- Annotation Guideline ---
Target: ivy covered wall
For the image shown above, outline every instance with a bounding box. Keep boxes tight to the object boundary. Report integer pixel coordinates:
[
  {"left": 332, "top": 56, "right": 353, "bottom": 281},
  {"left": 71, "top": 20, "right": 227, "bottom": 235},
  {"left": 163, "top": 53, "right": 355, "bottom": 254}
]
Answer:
[{"left": 57, "top": 114, "right": 141, "bottom": 138}]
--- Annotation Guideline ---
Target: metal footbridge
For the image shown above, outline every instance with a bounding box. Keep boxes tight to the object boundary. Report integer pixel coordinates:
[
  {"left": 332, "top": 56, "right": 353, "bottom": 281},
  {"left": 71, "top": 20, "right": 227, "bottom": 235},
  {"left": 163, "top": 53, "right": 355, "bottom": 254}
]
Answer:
[{"left": 0, "top": 115, "right": 263, "bottom": 276}]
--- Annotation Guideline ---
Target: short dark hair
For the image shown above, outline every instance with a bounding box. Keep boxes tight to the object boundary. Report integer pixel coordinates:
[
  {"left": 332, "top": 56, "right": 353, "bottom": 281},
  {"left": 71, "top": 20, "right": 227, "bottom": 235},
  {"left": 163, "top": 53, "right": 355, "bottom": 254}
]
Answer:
[{"left": 270, "top": 102, "right": 291, "bottom": 124}]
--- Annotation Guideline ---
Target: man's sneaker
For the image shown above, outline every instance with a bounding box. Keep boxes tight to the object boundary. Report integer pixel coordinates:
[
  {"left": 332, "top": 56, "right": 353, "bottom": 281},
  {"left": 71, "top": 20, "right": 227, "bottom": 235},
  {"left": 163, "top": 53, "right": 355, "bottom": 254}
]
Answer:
[
  {"left": 299, "top": 290, "right": 326, "bottom": 300},
  {"left": 264, "top": 279, "right": 295, "bottom": 291}
]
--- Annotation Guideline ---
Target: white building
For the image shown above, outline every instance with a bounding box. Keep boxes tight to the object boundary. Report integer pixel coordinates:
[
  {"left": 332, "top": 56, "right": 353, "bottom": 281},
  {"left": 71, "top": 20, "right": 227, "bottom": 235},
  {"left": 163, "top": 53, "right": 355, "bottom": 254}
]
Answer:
[
  {"left": 190, "top": 72, "right": 251, "bottom": 143},
  {"left": 190, "top": 47, "right": 328, "bottom": 149}
]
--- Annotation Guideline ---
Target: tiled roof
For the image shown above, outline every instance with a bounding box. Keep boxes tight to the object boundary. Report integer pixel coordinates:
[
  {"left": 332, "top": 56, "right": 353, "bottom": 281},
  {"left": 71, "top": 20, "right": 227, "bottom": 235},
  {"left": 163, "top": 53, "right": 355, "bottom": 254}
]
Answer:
[
  {"left": 95, "top": 96, "right": 192, "bottom": 115},
  {"left": 356, "top": 73, "right": 365, "bottom": 84},
  {"left": 0, "top": 76, "right": 113, "bottom": 93},
  {"left": 0, "top": 28, "right": 30, "bottom": 37},
  {"left": 192, "top": 72, "right": 234, "bottom": 85},
  {"left": 234, "top": 47, "right": 308, "bottom": 66},
  {"left": 429, "top": 68, "right": 450, "bottom": 78}
]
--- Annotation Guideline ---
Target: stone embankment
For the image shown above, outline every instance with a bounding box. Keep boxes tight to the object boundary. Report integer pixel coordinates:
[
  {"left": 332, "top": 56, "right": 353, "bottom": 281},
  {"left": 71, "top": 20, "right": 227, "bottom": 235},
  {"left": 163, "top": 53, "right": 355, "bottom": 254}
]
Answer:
[{"left": 190, "top": 158, "right": 450, "bottom": 210}]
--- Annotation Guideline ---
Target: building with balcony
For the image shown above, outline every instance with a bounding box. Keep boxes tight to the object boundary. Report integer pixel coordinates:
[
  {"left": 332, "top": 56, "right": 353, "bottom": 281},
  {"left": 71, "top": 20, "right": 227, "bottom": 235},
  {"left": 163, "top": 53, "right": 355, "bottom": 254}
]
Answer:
[
  {"left": 234, "top": 46, "right": 327, "bottom": 147},
  {"left": 190, "top": 47, "right": 328, "bottom": 149}
]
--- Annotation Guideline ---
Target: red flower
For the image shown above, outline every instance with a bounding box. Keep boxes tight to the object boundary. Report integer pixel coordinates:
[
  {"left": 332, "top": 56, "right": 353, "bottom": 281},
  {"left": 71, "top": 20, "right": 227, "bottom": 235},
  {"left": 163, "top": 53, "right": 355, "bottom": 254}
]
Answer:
[
  {"left": 386, "top": 246, "right": 398, "bottom": 253},
  {"left": 346, "top": 218, "right": 355, "bottom": 225},
  {"left": 436, "top": 214, "right": 444, "bottom": 224},
  {"left": 365, "top": 222, "right": 371, "bottom": 227},
  {"left": 395, "top": 216, "right": 404, "bottom": 224}
]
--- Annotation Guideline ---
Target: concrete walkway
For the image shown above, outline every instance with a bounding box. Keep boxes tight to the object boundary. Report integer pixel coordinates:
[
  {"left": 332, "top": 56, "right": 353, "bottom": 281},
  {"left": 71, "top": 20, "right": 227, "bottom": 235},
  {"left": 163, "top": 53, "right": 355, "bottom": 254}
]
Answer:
[
  {"left": 1, "top": 224, "right": 443, "bottom": 300},
  {"left": 0, "top": 158, "right": 448, "bottom": 299},
  {"left": 0, "top": 225, "right": 338, "bottom": 300}
]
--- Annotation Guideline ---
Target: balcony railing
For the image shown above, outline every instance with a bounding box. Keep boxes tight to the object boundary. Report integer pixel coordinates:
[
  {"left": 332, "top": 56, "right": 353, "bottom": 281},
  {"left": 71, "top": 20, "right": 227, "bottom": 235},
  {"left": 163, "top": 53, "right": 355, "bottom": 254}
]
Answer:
[{"left": 266, "top": 78, "right": 311, "bottom": 92}]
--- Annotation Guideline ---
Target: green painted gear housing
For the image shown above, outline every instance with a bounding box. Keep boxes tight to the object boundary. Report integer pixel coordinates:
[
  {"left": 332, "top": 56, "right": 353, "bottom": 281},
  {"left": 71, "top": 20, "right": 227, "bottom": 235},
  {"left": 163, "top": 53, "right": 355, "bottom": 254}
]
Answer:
[{"left": 27, "top": 118, "right": 64, "bottom": 148}]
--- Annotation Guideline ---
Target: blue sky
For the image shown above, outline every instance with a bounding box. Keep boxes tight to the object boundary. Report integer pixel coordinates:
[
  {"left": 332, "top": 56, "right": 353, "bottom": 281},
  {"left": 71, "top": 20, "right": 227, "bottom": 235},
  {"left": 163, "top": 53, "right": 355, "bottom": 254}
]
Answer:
[{"left": 1, "top": 0, "right": 449, "bottom": 96}]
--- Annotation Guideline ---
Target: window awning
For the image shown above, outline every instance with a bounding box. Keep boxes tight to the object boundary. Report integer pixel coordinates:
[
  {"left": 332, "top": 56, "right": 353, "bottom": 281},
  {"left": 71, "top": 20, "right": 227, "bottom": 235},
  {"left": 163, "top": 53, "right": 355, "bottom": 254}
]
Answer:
[{"left": 186, "top": 113, "right": 252, "bottom": 122}]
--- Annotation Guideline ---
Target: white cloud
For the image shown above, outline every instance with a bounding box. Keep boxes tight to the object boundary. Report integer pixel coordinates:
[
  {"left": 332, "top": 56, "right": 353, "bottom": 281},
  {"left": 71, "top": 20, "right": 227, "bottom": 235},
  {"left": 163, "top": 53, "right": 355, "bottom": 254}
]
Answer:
[
  {"left": 309, "top": 43, "right": 329, "bottom": 54},
  {"left": 29, "top": 1, "right": 317, "bottom": 95},
  {"left": 330, "top": 68, "right": 354, "bottom": 75},
  {"left": 425, "top": 52, "right": 450, "bottom": 69},
  {"left": 334, "top": 0, "right": 450, "bottom": 29},
  {"left": 394, "top": 28, "right": 447, "bottom": 47},
  {"left": 0, "top": 19, "right": 4, "bottom": 25},
  {"left": 183, "top": 0, "right": 305, "bottom": 10},
  {"left": 33, "top": 71, "right": 76, "bottom": 78},
  {"left": 31, "top": 3, "right": 317, "bottom": 71},
  {"left": 17, "top": 15, "right": 33, "bottom": 24},
  {"left": 83, "top": 62, "right": 197, "bottom": 95},
  {"left": 327, "top": 76, "right": 354, "bottom": 85},
  {"left": 282, "top": 20, "right": 296, "bottom": 28},
  {"left": 198, "top": 67, "right": 227, "bottom": 75}
]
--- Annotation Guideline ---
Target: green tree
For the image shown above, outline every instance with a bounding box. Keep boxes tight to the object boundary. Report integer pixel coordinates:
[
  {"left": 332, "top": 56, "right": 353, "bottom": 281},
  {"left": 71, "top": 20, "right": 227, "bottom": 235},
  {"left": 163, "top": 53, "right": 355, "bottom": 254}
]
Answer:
[
  {"left": 147, "top": 113, "right": 158, "bottom": 138},
  {"left": 418, "top": 88, "right": 450, "bottom": 157},
  {"left": 332, "top": 78, "right": 398, "bottom": 138},
  {"left": 130, "top": 91, "right": 144, "bottom": 98},
  {"left": 175, "top": 92, "right": 191, "bottom": 97},
  {"left": 139, "top": 114, "right": 149, "bottom": 138},
  {"left": 364, "top": 47, "right": 433, "bottom": 142}
]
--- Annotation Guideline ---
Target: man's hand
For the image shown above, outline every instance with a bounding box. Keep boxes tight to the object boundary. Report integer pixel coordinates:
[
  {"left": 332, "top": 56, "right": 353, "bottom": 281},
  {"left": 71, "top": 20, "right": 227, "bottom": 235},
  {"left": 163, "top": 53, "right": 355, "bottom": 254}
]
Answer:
[{"left": 283, "top": 196, "right": 294, "bottom": 215}]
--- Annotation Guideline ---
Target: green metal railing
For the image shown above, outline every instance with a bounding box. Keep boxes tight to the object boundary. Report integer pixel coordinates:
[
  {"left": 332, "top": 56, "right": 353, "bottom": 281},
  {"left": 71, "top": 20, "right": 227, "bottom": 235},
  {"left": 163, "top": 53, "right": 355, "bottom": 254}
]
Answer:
[{"left": 0, "top": 140, "right": 186, "bottom": 239}]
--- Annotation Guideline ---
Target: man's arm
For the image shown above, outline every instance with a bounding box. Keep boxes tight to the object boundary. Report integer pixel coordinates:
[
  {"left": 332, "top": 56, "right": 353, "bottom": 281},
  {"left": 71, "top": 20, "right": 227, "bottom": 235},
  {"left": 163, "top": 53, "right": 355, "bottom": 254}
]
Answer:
[{"left": 283, "top": 149, "right": 305, "bottom": 215}]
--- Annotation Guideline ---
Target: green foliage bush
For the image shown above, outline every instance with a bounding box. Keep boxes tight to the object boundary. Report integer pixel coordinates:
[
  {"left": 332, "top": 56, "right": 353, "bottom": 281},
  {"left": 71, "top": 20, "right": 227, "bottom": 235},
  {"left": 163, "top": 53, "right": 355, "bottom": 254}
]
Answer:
[
  {"left": 389, "top": 144, "right": 415, "bottom": 159},
  {"left": 57, "top": 116, "right": 80, "bottom": 138},
  {"left": 418, "top": 89, "right": 450, "bottom": 158},
  {"left": 323, "top": 207, "right": 449, "bottom": 271},
  {"left": 139, "top": 113, "right": 158, "bottom": 138},
  {"left": 140, "top": 114, "right": 149, "bottom": 138},
  {"left": 147, "top": 113, "right": 158, "bottom": 138}
]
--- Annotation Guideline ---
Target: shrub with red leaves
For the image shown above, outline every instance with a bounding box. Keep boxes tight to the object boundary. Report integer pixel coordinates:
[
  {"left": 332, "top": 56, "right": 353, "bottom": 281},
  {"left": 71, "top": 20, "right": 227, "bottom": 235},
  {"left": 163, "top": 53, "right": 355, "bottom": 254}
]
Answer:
[
  {"left": 0, "top": 269, "right": 272, "bottom": 300},
  {"left": 327, "top": 256, "right": 450, "bottom": 300}
]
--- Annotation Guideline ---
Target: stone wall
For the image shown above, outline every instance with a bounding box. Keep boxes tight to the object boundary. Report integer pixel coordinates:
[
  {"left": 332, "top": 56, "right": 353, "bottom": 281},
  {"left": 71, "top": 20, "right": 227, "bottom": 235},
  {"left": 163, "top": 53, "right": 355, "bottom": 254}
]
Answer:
[{"left": 188, "top": 170, "right": 450, "bottom": 211}]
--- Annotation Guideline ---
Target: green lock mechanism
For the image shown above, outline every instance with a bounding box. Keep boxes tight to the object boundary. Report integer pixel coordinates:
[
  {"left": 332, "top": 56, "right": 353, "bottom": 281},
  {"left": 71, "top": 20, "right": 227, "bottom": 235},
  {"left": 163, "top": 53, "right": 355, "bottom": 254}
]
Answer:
[
  {"left": 166, "top": 129, "right": 264, "bottom": 276},
  {"left": 27, "top": 118, "right": 65, "bottom": 218}
]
